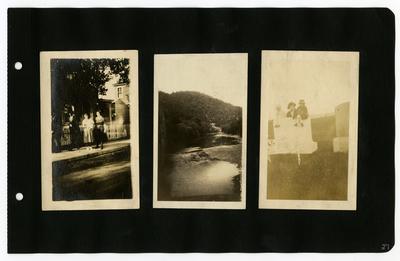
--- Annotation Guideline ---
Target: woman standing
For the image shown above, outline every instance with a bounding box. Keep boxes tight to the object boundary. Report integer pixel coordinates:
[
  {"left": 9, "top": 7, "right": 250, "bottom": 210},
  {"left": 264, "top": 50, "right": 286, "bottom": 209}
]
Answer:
[
  {"left": 82, "top": 113, "right": 94, "bottom": 147},
  {"left": 94, "top": 111, "right": 105, "bottom": 149}
]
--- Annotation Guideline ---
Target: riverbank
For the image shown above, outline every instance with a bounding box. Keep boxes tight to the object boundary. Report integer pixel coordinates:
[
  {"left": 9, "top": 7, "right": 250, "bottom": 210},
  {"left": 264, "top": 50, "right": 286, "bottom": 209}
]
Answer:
[
  {"left": 172, "top": 143, "right": 241, "bottom": 165},
  {"left": 203, "top": 144, "right": 242, "bottom": 167}
]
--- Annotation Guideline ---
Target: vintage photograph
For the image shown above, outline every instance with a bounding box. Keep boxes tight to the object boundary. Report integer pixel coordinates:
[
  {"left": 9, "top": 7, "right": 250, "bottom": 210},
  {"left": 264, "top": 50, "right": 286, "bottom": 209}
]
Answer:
[
  {"left": 259, "top": 51, "right": 359, "bottom": 210},
  {"left": 153, "top": 53, "right": 247, "bottom": 209},
  {"left": 40, "top": 50, "right": 139, "bottom": 210}
]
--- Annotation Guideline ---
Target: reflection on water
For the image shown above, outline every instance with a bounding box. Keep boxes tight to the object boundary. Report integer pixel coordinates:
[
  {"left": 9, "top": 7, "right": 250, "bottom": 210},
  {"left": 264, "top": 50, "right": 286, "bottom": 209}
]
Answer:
[
  {"left": 158, "top": 131, "right": 242, "bottom": 201},
  {"left": 168, "top": 160, "right": 239, "bottom": 199}
]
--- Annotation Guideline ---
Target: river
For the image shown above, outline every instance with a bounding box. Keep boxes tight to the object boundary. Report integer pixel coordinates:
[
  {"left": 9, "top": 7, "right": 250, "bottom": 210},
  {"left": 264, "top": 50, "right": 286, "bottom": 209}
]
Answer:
[{"left": 158, "top": 131, "right": 242, "bottom": 201}]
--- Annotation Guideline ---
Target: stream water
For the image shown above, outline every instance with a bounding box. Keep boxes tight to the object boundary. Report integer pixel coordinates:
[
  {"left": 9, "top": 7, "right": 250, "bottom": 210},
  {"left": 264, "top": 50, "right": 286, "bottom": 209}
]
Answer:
[{"left": 160, "top": 132, "right": 242, "bottom": 201}]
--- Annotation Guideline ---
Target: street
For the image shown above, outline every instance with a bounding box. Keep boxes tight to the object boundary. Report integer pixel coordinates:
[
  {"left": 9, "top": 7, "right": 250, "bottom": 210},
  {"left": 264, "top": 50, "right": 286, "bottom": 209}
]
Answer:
[{"left": 52, "top": 140, "right": 133, "bottom": 201}]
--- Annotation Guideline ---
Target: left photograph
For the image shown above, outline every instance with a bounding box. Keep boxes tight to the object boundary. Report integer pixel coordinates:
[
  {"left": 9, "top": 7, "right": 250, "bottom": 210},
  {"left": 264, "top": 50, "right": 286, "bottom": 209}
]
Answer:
[{"left": 40, "top": 50, "right": 140, "bottom": 210}]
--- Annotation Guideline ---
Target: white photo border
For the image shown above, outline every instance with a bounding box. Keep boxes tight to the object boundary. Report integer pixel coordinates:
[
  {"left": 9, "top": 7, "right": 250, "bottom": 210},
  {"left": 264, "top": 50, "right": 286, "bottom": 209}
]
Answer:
[
  {"left": 152, "top": 53, "right": 248, "bottom": 209},
  {"left": 259, "top": 50, "right": 359, "bottom": 210},
  {"left": 40, "top": 50, "right": 140, "bottom": 211}
]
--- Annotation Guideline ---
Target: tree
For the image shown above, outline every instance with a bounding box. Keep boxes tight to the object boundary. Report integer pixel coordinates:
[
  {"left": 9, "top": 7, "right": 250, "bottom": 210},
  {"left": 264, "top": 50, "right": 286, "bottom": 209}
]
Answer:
[
  {"left": 51, "top": 58, "right": 129, "bottom": 119},
  {"left": 51, "top": 58, "right": 130, "bottom": 150},
  {"left": 157, "top": 91, "right": 242, "bottom": 155}
]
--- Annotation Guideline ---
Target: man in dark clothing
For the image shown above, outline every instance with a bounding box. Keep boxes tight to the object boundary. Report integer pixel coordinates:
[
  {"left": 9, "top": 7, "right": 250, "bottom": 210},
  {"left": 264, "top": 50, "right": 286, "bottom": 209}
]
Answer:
[
  {"left": 69, "top": 113, "right": 81, "bottom": 150},
  {"left": 94, "top": 111, "right": 105, "bottom": 149},
  {"left": 294, "top": 99, "right": 309, "bottom": 127}
]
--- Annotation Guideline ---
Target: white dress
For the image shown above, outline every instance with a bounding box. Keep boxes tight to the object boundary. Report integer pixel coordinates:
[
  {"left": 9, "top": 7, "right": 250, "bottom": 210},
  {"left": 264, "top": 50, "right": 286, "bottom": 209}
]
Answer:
[{"left": 82, "top": 118, "right": 94, "bottom": 143}]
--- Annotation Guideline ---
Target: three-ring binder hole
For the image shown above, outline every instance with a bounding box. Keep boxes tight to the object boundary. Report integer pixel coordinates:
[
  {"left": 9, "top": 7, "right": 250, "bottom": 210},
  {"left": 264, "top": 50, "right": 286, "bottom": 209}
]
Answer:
[
  {"left": 15, "top": 193, "right": 23, "bottom": 201},
  {"left": 14, "top": 62, "right": 22, "bottom": 70}
]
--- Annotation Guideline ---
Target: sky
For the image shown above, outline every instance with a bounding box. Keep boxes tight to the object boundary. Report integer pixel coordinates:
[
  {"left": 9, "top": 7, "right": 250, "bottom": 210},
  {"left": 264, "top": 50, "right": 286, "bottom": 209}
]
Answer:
[
  {"left": 264, "top": 56, "right": 356, "bottom": 118},
  {"left": 154, "top": 53, "right": 247, "bottom": 107}
]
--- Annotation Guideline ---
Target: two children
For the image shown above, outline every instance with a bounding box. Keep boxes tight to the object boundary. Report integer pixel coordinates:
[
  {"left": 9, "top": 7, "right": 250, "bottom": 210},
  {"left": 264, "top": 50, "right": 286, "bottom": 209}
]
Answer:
[{"left": 275, "top": 99, "right": 309, "bottom": 128}]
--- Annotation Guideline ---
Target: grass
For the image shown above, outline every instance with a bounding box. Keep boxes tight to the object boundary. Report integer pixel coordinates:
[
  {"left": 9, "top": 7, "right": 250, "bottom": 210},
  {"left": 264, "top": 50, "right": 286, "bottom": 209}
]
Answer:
[{"left": 267, "top": 151, "right": 348, "bottom": 200}]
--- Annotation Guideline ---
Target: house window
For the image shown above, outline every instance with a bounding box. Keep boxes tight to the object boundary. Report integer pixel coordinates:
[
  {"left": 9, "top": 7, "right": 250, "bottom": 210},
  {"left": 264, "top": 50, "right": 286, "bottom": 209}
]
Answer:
[{"left": 117, "top": 87, "right": 122, "bottom": 98}]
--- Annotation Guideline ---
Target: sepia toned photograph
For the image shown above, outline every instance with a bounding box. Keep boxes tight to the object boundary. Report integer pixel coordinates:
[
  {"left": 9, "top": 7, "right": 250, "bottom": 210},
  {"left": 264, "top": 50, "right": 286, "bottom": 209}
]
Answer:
[
  {"left": 40, "top": 50, "right": 139, "bottom": 210},
  {"left": 259, "top": 51, "right": 359, "bottom": 210},
  {"left": 153, "top": 53, "right": 247, "bottom": 209}
]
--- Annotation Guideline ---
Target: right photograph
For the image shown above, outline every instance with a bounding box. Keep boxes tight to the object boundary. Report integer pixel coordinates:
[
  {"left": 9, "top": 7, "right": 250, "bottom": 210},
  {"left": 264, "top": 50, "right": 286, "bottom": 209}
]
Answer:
[{"left": 259, "top": 51, "right": 359, "bottom": 210}]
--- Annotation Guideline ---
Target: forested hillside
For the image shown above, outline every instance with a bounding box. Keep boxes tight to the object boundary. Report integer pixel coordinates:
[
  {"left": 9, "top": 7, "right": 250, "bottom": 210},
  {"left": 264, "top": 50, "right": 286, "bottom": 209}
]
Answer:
[{"left": 158, "top": 91, "right": 242, "bottom": 155}]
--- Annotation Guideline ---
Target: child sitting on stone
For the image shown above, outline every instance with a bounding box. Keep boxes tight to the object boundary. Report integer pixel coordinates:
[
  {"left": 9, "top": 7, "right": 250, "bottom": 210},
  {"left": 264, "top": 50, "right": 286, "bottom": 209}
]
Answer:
[
  {"left": 286, "top": 102, "right": 296, "bottom": 119},
  {"left": 294, "top": 99, "right": 309, "bottom": 127}
]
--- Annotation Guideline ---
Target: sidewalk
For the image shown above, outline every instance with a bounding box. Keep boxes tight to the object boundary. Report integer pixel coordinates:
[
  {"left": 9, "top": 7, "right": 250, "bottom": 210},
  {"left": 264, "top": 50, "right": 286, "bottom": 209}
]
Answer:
[{"left": 52, "top": 139, "right": 130, "bottom": 162}]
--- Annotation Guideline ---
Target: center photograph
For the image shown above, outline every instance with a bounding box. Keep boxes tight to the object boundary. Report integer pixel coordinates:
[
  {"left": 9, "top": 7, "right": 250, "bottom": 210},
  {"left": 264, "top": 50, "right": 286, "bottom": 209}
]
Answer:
[{"left": 153, "top": 53, "right": 248, "bottom": 209}]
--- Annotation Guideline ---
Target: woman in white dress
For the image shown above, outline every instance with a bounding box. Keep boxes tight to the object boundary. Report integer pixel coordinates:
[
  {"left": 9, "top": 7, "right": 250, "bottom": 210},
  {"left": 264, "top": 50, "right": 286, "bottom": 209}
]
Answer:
[{"left": 82, "top": 113, "right": 94, "bottom": 145}]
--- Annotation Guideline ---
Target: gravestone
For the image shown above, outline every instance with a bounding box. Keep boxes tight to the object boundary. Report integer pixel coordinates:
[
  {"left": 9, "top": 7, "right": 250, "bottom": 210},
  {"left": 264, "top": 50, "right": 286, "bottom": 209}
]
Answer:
[{"left": 333, "top": 102, "right": 350, "bottom": 152}]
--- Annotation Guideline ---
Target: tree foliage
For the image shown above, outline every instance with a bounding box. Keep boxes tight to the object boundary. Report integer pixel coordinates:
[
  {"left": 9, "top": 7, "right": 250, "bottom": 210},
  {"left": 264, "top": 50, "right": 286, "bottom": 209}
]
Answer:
[
  {"left": 158, "top": 91, "right": 242, "bottom": 154},
  {"left": 51, "top": 58, "right": 130, "bottom": 119}
]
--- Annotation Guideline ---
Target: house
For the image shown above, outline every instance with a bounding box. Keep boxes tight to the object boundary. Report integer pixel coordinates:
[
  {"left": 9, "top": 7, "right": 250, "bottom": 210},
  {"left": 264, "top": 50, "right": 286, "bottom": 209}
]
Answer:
[{"left": 98, "top": 82, "right": 130, "bottom": 139}]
